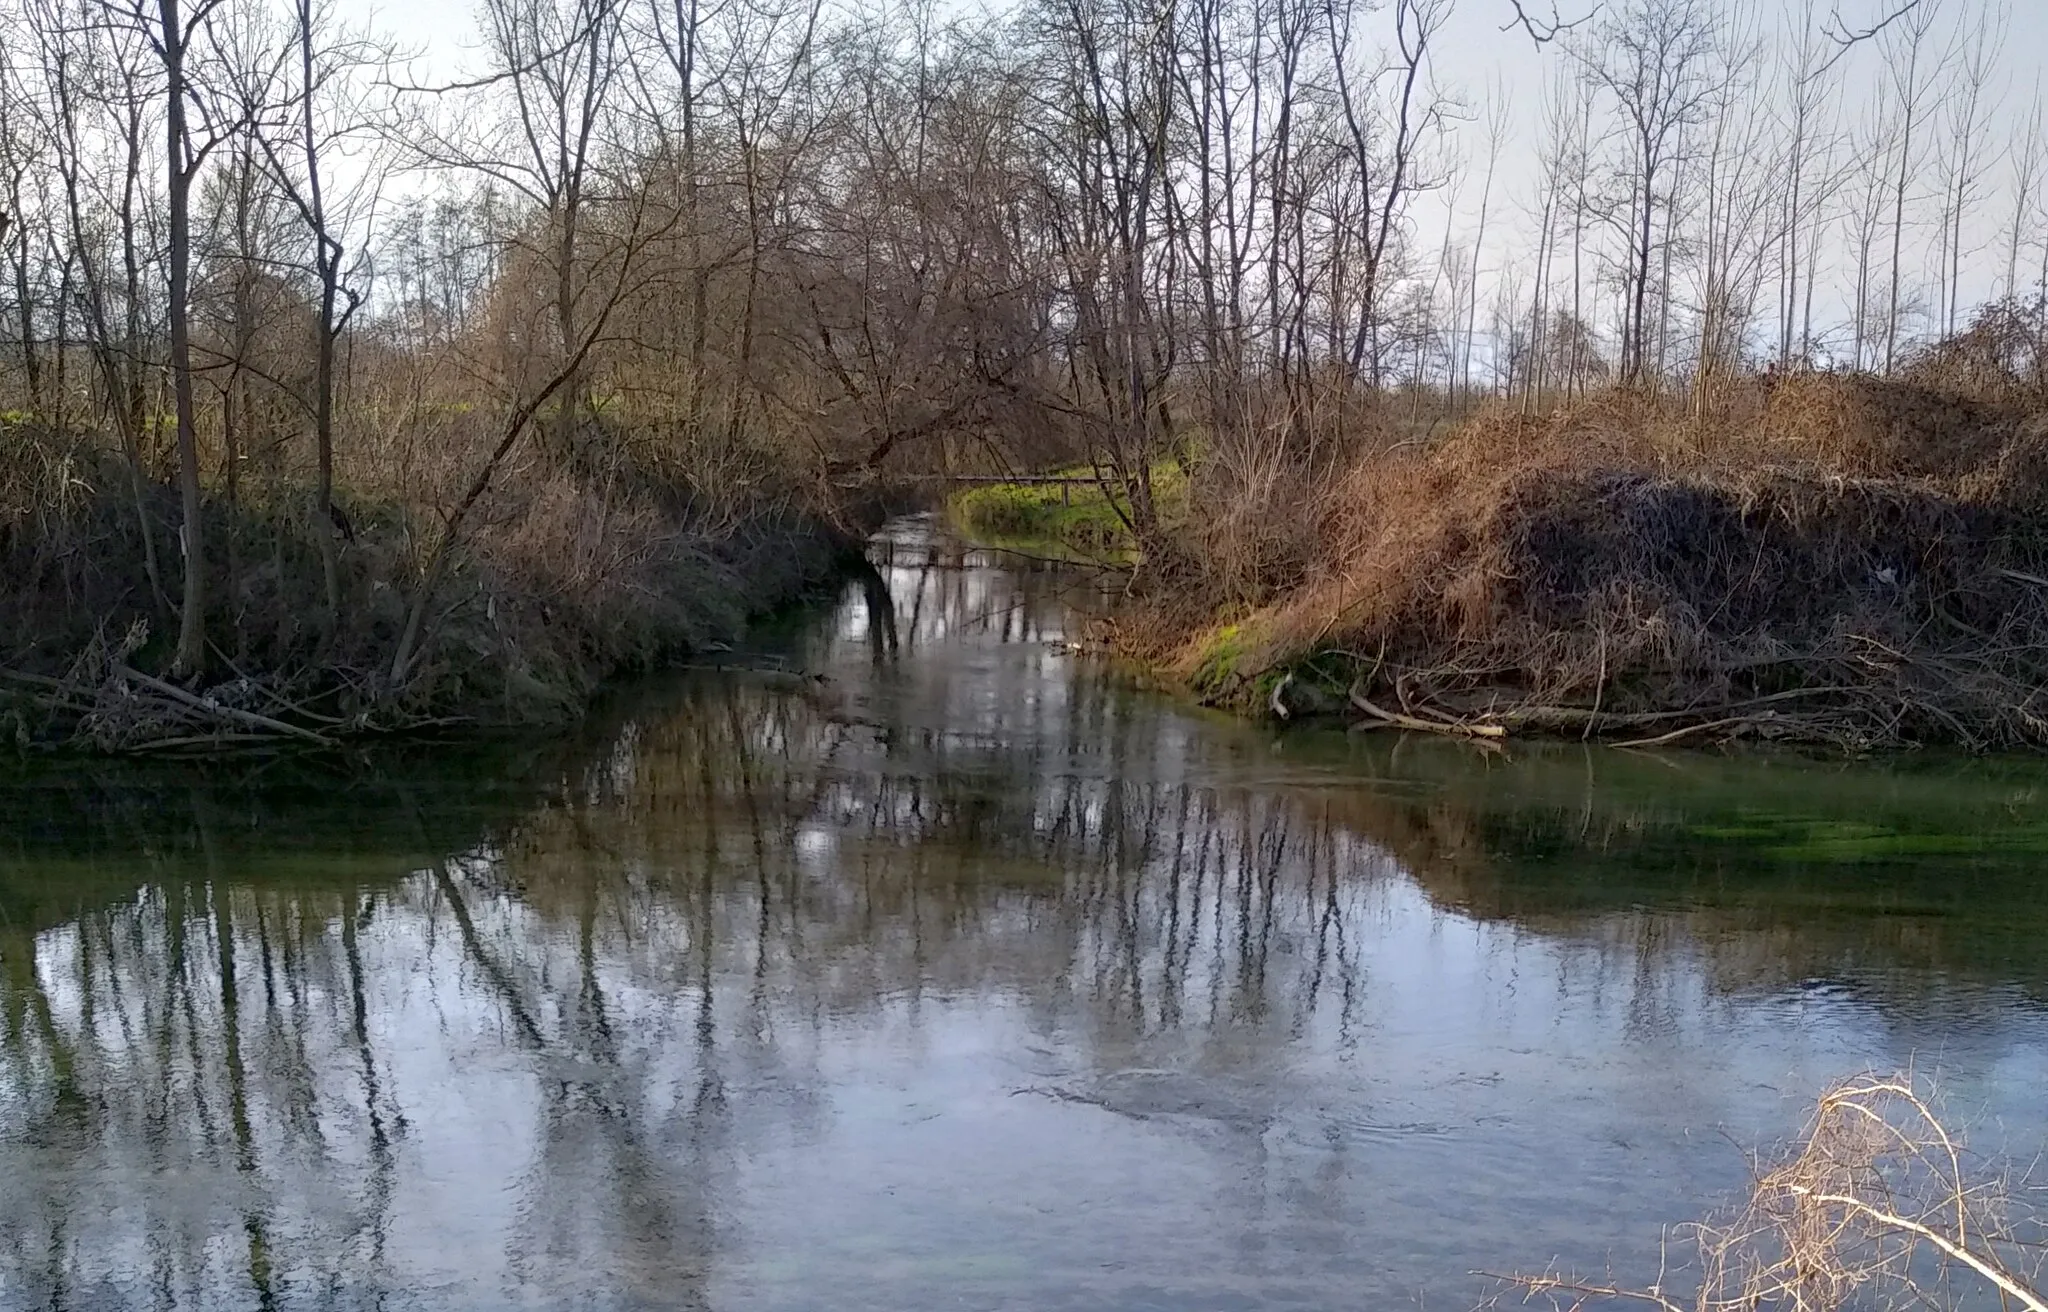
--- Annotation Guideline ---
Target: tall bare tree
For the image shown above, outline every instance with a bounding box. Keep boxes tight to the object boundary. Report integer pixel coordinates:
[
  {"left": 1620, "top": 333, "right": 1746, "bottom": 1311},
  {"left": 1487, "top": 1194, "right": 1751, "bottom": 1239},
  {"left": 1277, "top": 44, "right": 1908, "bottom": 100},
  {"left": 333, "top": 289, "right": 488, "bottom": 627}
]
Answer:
[{"left": 1577, "top": 0, "right": 1716, "bottom": 386}]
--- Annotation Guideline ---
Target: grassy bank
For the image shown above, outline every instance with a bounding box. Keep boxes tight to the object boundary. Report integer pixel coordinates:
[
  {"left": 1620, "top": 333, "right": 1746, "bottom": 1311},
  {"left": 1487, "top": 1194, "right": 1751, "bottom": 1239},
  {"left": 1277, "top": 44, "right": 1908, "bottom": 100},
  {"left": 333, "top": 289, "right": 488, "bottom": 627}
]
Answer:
[
  {"left": 948, "top": 464, "right": 1186, "bottom": 559},
  {"left": 0, "top": 418, "right": 865, "bottom": 753},
  {"left": 1091, "top": 341, "right": 2048, "bottom": 752}
]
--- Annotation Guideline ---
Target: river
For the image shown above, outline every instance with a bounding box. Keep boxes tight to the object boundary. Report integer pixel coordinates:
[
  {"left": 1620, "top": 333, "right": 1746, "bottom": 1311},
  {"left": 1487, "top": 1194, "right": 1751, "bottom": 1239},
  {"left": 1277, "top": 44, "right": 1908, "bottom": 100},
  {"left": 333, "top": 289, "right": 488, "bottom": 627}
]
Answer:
[{"left": 2, "top": 515, "right": 2045, "bottom": 1311}]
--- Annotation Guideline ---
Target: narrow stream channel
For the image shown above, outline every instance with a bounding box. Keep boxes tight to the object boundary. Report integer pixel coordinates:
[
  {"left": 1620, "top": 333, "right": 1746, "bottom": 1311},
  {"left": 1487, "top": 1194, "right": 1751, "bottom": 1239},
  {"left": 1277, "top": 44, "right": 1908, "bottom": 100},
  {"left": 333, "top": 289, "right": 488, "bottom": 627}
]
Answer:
[{"left": 2, "top": 515, "right": 2045, "bottom": 1311}]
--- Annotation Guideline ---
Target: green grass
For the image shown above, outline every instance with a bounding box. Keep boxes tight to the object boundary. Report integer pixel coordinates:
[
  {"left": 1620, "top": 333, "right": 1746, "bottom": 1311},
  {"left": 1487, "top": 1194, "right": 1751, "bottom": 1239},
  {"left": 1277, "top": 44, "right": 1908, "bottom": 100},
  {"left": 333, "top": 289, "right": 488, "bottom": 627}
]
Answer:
[
  {"left": 1187, "top": 622, "right": 1246, "bottom": 696},
  {"left": 947, "top": 463, "right": 1186, "bottom": 558}
]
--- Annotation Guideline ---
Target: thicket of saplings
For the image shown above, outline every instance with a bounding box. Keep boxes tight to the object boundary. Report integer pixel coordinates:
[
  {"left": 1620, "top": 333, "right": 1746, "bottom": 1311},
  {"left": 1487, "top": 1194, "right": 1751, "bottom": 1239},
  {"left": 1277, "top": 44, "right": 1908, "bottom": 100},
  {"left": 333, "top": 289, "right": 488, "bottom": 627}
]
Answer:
[
  {"left": 1138, "top": 301, "right": 2048, "bottom": 753},
  {"left": 0, "top": 406, "right": 852, "bottom": 752},
  {"left": 0, "top": 276, "right": 879, "bottom": 749},
  {"left": 0, "top": 228, "right": 871, "bottom": 752}
]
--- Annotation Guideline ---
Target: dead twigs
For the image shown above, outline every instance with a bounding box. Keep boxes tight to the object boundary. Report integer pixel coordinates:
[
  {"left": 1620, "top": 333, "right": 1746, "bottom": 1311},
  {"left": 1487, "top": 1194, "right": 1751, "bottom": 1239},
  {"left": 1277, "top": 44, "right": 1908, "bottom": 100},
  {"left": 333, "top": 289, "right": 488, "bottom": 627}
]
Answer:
[
  {"left": 109, "top": 665, "right": 335, "bottom": 746},
  {"left": 0, "top": 656, "right": 384, "bottom": 752},
  {"left": 1335, "top": 670, "right": 1881, "bottom": 750},
  {"left": 1484, "top": 1071, "right": 2048, "bottom": 1312}
]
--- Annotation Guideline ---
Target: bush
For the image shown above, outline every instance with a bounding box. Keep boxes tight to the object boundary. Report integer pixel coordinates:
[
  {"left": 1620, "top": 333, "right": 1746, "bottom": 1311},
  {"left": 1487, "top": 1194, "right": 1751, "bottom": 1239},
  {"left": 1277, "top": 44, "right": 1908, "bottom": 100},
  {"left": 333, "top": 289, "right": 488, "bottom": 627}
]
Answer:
[{"left": 0, "top": 420, "right": 856, "bottom": 750}]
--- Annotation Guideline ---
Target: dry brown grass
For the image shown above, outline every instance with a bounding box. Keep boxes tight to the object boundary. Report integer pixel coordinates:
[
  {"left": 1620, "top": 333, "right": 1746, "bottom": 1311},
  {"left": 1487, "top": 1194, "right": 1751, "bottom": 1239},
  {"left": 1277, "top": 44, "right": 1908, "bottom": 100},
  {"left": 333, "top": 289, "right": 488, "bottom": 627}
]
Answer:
[
  {"left": 1755, "top": 373, "right": 2021, "bottom": 481},
  {"left": 1159, "top": 367, "right": 2048, "bottom": 750},
  {"left": 0, "top": 413, "right": 854, "bottom": 750}
]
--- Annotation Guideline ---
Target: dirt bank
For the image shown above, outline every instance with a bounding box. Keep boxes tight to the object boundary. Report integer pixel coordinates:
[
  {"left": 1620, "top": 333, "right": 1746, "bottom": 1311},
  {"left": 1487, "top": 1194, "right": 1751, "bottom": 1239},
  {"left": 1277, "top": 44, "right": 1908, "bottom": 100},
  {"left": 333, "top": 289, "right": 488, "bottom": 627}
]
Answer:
[{"left": 1128, "top": 376, "right": 2048, "bottom": 752}]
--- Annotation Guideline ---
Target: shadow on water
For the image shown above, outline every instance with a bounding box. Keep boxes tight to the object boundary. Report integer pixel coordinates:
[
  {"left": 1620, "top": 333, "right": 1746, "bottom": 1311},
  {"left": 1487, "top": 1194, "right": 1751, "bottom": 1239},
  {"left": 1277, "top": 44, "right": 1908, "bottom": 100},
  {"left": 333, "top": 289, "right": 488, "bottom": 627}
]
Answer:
[{"left": 1, "top": 515, "right": 2045, "bottom": 1311}]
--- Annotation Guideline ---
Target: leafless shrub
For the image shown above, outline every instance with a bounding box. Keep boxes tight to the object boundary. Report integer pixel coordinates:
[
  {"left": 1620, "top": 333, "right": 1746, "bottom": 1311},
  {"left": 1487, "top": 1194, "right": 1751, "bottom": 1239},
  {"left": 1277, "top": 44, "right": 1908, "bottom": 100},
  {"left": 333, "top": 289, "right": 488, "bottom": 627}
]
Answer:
[
  {"left": 1904, "top": 298, "right": 2048, "bottom": 412},
  {"left": 1485, "top": 1073, "right": 2047, "bottom": 1312}
]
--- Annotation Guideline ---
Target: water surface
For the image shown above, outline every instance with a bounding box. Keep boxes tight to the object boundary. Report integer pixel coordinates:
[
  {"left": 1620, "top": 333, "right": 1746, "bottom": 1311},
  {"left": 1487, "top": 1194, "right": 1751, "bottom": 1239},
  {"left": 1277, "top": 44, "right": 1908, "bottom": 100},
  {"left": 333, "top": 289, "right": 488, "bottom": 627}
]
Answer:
[{"left": 3, "top": 517, "right": 2045, "bottom": 1311}]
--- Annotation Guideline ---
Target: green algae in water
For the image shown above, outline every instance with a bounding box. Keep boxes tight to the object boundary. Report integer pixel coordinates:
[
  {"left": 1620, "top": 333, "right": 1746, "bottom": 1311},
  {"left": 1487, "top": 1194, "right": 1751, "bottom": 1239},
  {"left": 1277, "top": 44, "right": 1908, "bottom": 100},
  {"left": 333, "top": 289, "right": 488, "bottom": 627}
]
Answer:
[{"left": 3, "top": 522, "right": 2046, "bottom": 1312}]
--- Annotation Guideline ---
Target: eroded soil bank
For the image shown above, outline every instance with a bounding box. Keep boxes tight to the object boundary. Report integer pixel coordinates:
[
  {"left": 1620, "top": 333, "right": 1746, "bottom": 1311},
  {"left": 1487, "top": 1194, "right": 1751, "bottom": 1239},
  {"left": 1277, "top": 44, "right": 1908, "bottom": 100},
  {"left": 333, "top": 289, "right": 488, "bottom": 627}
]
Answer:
[{"left": 969, "top": 375, "right": 2048, "bottom": 753}]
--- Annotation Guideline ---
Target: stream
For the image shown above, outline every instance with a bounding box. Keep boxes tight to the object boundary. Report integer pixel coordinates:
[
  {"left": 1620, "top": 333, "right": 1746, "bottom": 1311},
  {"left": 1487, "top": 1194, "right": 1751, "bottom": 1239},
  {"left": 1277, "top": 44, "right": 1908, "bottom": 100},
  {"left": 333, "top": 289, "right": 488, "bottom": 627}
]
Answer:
[{"left": 1, "top": 514, "right": 2045, "bottom": 1311}]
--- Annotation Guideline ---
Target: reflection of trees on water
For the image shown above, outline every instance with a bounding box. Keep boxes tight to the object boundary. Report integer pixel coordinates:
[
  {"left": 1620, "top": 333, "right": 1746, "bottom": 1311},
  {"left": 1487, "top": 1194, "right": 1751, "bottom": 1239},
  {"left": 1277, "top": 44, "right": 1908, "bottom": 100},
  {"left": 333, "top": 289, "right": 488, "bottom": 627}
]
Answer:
[
  {"left": 0, "top": 678, "right": 1398, "bottom": 1306},
  {"left": 4, "top": 536, "right": 2047, "bottom": 1305},
  {"left": 0, "top": 752, "right": 736, "bottom": 1310},
  {"left": 2, "top": 876, "right": 401, "bottom": 1307},
  {"left": 508, "top": 675, "right": 1389, "bottom": 1057}
]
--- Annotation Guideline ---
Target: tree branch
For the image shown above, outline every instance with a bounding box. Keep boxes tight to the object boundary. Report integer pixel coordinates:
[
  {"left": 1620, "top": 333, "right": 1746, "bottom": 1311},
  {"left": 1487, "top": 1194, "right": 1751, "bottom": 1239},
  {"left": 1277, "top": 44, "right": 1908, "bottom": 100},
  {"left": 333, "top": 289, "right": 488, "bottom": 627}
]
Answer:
[
  {"left": 1824, "top": 0, "right": 1925, "bottom": 48},
  {"left": 1500, "top": 0, "right": 1591, "bottom": 45}
]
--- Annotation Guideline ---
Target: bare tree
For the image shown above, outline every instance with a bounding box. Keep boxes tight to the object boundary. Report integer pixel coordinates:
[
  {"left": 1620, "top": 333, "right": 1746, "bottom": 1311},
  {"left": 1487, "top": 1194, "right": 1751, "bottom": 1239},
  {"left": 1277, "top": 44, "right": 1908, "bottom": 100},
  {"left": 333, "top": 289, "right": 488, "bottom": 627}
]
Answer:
[
  {"left": 1690, "top": 2, "right": 1778, "bottom": 414},
  {"left": 1844, "top": 110, "right": 1890, "bottom": 370},
  {"left": 1776, "top": 0, "right": 1843, "bottom": 366},
  {"left": 35, "top": 0, "right": 171, "bottom": 607},
  {"left": 1465, "top": 80, "right": 1508, "bottom": 411},
  {"left": 1877, "top": 0, "right": 1947, "bottom": 373},
  {"left": 2004, "top": 91, "right": 2045, "bottom": 301},
  {"left": 0, "top": 42, "right": 45, "bottom": 418},
  {"left": 1933, "top": 1, "right": 1999, "bottom": 338},
  {"left": 131, "top": 0, "right": 237, "bottom": 676},
  {"left": 1327, "top": 0, "right": 1452, "bottom": 387},
  {"left": 416, "top": 0, "right": 632, "bottom": 466},
  {"left": 1577, "top": 0, "right": 1717, "bottom": 387},
  {"left": 247, "top": 0, "right": 393, "bottom": 617}
]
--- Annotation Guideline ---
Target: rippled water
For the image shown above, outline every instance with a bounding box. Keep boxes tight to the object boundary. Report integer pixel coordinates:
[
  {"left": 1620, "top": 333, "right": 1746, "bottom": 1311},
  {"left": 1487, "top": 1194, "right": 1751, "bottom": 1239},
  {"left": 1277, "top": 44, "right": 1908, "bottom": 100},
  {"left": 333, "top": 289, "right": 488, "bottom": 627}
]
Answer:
[{"left": 2, "top": 516, "right": 2045, "bottom": 1311}]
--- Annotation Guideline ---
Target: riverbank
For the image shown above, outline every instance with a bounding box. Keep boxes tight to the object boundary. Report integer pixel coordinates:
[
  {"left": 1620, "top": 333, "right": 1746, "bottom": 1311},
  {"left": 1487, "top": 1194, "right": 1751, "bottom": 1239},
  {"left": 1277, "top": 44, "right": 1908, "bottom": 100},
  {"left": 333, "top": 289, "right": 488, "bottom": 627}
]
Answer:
[
  {"left": 961, "top": 371, "right": 2048, "bottom": 753},
  {"left": 0, "top": 424, "right": 872, "bottom": 752},
  {"left": 6, "top": 519, "right": 2046, "bottom": 1311}
]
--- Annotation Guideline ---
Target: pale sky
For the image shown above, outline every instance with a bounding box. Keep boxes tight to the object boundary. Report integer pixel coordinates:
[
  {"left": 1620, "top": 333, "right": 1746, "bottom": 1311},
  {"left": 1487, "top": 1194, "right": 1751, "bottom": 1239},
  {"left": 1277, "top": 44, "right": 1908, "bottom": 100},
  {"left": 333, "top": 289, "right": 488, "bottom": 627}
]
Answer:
[
  {"left": 1416, "top": 0, "right": 2048, "bottom": 351},
  {"left": 352, "top": 0, "right": 2048, "bottom": 363}
]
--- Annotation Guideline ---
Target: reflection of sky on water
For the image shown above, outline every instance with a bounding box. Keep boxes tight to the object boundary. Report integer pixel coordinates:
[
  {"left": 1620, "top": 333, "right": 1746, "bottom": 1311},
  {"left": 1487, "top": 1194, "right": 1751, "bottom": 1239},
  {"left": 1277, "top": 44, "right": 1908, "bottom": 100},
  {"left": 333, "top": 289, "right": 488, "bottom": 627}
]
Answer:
[{"left": 1, "top": 516, "right": 2045, "bottom": 1311}]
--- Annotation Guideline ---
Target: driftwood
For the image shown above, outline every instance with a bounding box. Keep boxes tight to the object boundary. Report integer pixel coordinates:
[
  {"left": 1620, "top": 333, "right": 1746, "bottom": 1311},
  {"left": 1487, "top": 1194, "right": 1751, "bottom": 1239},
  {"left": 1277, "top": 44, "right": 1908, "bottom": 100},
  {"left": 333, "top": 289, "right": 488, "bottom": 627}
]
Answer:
[
  {"left": 1331, "top": 670, "right": 1887, "bottom": 750},
  {"left": 1348, "top": 683, "right": 1508, "bottom": 739},
  {"left": 113, "top": 665, "right": 335, "bottom": 746},
  {"left": 0, "top": 655, "right": 363, "bottom": 752}
]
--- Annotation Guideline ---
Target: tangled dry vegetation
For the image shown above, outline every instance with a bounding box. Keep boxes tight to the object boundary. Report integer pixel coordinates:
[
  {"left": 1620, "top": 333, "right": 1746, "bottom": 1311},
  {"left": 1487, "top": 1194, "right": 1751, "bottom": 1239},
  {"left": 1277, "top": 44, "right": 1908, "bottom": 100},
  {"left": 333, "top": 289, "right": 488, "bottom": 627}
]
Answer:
[
  {"left": 0, "top": 419, "right": 857, "bottom": 753},
  {"left": 1487, "top": 1073, "right": 2047, "bottom": 1312},
  {"left": 1163, "top": 305, "right": 2048, "bottom": 751}
]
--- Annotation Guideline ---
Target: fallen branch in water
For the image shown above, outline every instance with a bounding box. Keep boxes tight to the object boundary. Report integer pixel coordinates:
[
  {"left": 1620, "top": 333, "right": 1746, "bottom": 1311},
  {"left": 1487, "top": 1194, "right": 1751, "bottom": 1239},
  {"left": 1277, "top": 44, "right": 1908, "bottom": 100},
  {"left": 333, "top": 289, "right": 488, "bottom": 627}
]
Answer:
[
  {"left": 113, "top": 665, "right": 335, "bottom": 746},
  {"left": 1273, "top": 622, "right": 2048, "bottom": 752},
  {"left": 1332, "top": 672, "right": 1880, "bottom": 749},
  {"left": 125, "top": 732, "right": 298, "bottom": 752},
  {"left": 1348, "top": 683, "right": 1508, "bottom": 739},
  {"left": 1612, "top": 715, "right": 1776, "bottom": 748},
  {"left": 0, "top": 651, "right": 398, "bottom": 752}
]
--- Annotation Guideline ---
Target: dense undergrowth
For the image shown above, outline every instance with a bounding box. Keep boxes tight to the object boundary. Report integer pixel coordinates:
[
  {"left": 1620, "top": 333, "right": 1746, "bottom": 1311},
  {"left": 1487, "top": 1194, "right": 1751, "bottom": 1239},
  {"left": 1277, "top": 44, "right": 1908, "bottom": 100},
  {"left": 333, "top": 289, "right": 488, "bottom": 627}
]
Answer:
[
  {"left": 1050, "top": 304, "right": 2048, "bottom": 752},
  {"left": 0, "top": 416, "right": 865, "bottom": 752}
]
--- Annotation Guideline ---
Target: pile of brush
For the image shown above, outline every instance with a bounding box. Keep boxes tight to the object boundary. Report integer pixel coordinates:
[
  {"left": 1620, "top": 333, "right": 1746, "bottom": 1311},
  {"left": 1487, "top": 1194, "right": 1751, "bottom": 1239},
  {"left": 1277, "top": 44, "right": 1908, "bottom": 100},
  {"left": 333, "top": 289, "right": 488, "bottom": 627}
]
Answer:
[{"left": 0, "top": 621, "right": 374, "bottom": 753}]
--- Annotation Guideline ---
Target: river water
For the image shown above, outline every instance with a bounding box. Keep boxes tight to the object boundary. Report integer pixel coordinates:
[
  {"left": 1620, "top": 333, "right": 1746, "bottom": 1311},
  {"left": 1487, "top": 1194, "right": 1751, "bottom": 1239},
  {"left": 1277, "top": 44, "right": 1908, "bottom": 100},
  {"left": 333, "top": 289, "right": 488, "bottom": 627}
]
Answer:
[{"left": 2, "top": 516, "right": 2045, "bottom": 1311}]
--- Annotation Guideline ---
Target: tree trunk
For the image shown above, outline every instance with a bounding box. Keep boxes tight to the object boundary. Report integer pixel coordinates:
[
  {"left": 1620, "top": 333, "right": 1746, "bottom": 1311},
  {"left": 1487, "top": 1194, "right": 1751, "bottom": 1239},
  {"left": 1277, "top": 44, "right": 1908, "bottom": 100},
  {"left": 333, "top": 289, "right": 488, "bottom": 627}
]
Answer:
[{"left": 163, "top": 0, "right": 206, "bottom": 678}]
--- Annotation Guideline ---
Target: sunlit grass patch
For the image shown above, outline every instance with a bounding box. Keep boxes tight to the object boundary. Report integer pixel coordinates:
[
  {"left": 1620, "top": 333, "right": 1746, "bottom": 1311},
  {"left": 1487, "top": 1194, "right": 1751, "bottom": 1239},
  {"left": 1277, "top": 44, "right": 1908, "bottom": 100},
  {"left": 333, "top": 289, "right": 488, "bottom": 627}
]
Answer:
[{"left": 948, "top": 462, "right": 1185, "bottom": 558}]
